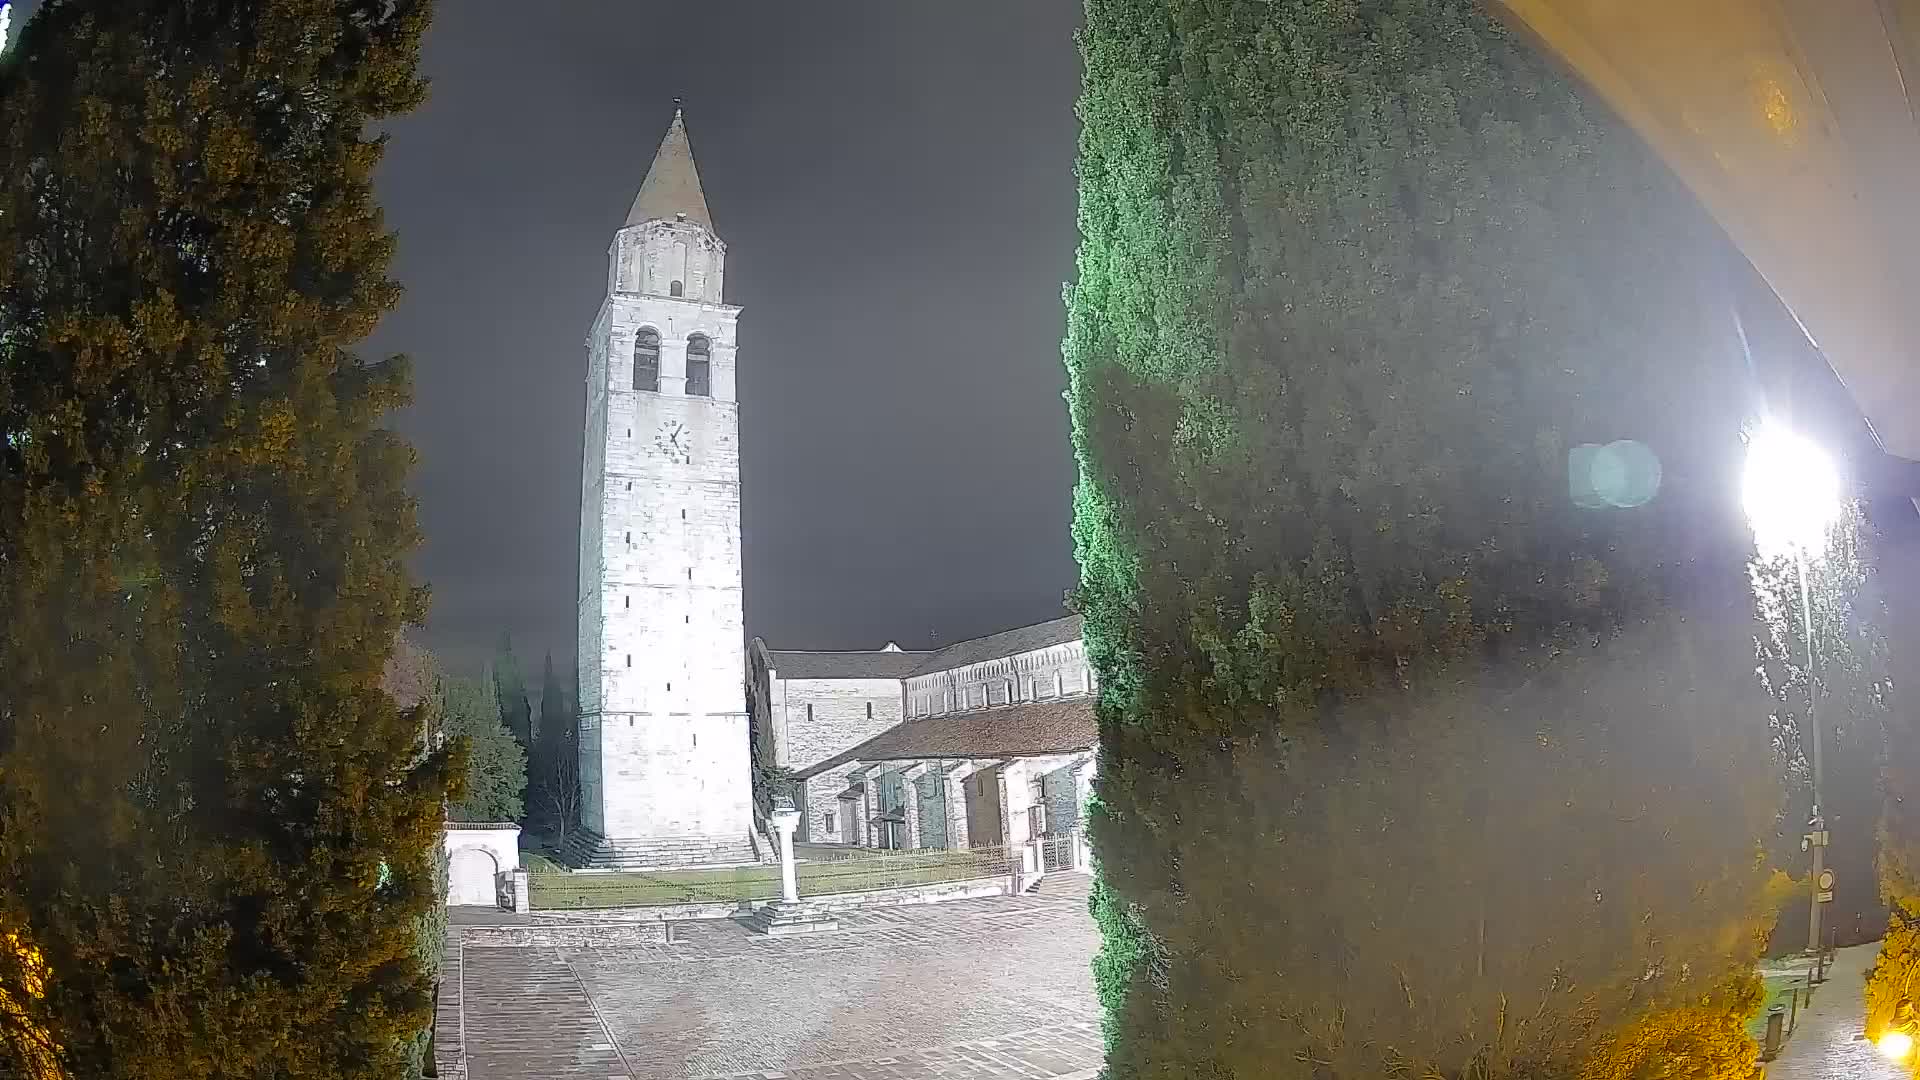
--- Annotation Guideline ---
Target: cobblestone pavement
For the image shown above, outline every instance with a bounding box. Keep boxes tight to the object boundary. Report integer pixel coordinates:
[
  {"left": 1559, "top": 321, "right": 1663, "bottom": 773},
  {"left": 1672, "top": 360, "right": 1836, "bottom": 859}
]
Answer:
[
  {"left": 1766, "top": 943, "right": 1899, "bottom": 1080},
  {"left": 450, "top": 875, "right": 1103, "bottom": 1080}
]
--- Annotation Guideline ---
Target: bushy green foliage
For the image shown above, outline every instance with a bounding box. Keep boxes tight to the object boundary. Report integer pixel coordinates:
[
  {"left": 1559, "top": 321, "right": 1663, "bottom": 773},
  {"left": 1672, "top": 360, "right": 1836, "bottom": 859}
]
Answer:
[
  {"left": 439, "top": 674, "right": 527, "bottom": 824},
  {"left": 1065, "top": 1, "right": 1784, "bottom": 1076},
  {"left": 0, "top": 1, "right": 449, "bottom": 1076},
  {"left": 401, "top": 845, "right": 450, "bottom": 1080}
]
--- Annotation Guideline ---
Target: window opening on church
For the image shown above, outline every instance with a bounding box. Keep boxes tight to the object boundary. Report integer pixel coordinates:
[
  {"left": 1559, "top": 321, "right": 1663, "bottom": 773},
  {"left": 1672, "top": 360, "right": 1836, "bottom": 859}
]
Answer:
[
  {"left": 626, "top": 655, "right": 631, "bottom": 668},
  {"left": 806, "top": 704, "right": 813, "bottom": 723},
  {"left": 824, "top": 811, "right": 836, "bottom": 834},
  {"left": 686, "top": 334, "right": 712, "bottom": 397},
  {"left": 634, "top": 328, "right": 660, "bottom": 392},
  {"left": 866, "top": 702, "right": 873, "bottom": 719},
  {"left": 670, "top": 280, "right": 683, "bottom": 297},
  {"left": 624, "top": 596, "right": 629, "bottom": 609}
]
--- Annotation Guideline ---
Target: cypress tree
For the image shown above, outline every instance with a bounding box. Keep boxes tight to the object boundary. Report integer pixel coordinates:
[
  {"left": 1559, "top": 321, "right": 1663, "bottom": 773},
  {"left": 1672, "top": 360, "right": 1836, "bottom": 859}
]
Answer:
[
  {"left": 492, "top": 631, "right": 533, "bottom": 754},
  {"left": 1066, "top": 2, "right": 1785, "bottom": 1077},
  {"left": 0, "top": 2, "right": 451, "bottom": 1076},
  {"left": 532, "top": 652, "right": 578, "bottom": 833}
]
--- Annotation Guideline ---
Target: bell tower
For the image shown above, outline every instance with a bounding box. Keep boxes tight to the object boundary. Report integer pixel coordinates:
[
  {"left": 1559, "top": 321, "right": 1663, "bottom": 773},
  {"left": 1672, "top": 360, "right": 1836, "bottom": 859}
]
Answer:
[{"left": 572, "top": 107, "right": 754, "bottom": 867}]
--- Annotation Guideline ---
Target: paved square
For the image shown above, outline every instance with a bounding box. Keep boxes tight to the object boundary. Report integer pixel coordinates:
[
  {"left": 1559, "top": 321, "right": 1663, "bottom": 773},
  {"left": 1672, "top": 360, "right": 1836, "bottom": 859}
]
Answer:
[{"left": 445, "top": 876, "right": 1103, "bottom": 1080}]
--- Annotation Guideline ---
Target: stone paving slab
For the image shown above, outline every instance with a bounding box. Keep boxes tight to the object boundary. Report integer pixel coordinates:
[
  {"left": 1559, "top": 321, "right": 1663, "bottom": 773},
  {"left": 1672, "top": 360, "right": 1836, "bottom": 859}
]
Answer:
[{"left": 448, "top": 875, "right": 1102, "bottom": 1080}]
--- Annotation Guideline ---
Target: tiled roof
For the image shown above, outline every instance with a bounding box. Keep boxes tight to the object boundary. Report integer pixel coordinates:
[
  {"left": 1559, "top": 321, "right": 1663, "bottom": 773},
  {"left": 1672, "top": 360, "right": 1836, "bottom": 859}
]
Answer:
[
  {"left": 910, "top": 614, "right": 1083, "bottom": 677},
  {"left": 766, "top": 649, "right": 934, "bottom": 680},
  {"left": 795, "top": 696, "right": 1098, "bottom": 779}
]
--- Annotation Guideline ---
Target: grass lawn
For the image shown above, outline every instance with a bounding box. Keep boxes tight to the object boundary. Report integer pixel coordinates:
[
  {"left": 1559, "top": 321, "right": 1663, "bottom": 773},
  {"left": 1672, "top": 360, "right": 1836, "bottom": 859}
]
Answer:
[
  {"left": 1747, "top": 973, "right": 1808, "bottom": 1043},
  {"left": 529, "top": 848, "right": 1008, "bottom": 909}
]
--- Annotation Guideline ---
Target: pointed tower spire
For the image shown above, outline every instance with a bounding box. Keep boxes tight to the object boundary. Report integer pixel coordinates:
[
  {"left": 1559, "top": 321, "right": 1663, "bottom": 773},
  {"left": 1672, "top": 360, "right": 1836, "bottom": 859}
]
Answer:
[{"left": 626, "top": 104, "right": 713, "bottom": 231}]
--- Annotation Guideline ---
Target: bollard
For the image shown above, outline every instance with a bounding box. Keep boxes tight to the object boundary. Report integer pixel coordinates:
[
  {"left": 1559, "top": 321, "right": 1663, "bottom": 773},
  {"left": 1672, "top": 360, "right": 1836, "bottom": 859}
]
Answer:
[
  {"left": 1763, "top": 1005, "right": 1786, "bottom": 1060},
  {"left": 1789, "top": 981, "right": 1801, "bottom": 1037}
]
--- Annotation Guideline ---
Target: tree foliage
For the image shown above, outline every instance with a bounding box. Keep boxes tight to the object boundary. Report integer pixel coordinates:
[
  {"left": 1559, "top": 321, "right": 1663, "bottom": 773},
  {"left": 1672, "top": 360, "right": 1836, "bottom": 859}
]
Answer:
[
  {"left": 438, "top": 674, "right": 526, "bottom": 824},
  {"left": 492, "top": 631, "right": 533, "bottom": 755},
  {"left": 1065, "top": 1, "right": 1785, "bottom": 1077},
  {"left": 530, "top": 653, "right": 579, "bottom": 840},
  {"left": 0, "top": 1, "right": 448, "bottom": 1076}
]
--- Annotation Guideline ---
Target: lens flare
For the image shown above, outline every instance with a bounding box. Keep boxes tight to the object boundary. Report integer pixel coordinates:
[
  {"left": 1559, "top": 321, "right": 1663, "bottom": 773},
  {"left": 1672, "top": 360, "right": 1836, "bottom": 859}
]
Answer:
[{"left": 1878, "top": 1030, "right": 1913, "bottom": 1060}]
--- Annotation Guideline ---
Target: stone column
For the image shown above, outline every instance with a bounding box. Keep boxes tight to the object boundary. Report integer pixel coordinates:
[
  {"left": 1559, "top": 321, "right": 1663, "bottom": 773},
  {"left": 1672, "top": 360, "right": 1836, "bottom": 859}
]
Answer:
[
  {"left": 860, "top": 780, "right": 876, "bottom": 848},
  {"left": 900, "top": 763, "right": 928, "bottom": 850},
  {"left": 511, "top": 868, "right": 530, "bottom": 914},
  {"left": 771, "top": 802, "right": 801, "bottom": 904},
  {"left": 943, "top": 765, "right": 972, "bottom": 850}
]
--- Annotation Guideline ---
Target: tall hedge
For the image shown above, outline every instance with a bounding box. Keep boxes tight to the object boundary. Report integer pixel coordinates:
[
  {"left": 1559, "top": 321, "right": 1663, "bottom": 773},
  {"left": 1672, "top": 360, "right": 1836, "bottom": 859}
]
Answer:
[
  {"left": 1065, "top": 2, "right": 1784, "bottom": 1077},
  {"left": 0, "top": 2, "right": 450, "bottom": 1076}
]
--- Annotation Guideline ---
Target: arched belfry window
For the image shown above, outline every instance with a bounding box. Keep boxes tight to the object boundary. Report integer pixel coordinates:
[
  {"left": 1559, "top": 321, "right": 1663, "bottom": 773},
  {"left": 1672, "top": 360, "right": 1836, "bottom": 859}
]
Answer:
[
  {"left": 669, "top": 280, "right": 684, "bottom": 297},
  {"left": 634, "top": 328, "right": 660, "bottom": 392},
  {"left": 686, "top": 334, "right": 712, "bottom": 397}
]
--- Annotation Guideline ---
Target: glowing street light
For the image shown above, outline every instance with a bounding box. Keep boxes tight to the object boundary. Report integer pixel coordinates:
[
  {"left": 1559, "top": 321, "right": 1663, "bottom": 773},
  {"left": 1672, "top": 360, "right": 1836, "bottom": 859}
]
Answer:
[
  {"left": 1880, "top": 1030, "right": 1914, "bottom": 1061},
  {"left": 1743, "top": 426, "right": 1842, "bottom": 559},
  {"left": 1742, "top": 424, "right": 1843, "bottom": 961}
]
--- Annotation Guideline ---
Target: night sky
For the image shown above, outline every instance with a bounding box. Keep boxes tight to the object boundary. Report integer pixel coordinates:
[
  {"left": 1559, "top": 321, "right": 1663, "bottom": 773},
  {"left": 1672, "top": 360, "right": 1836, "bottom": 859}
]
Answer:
[{"left": 359, "top": 3, "right": 1087, "bottom": 675}]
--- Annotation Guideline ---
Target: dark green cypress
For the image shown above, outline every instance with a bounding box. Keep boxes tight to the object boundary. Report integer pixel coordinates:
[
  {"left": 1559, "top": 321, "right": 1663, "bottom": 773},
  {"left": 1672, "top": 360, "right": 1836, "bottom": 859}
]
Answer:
[
  {"left": 0, "top": 2, "right": 450, "bottom": 1075},
  {"left": 1066, "top": 2, "right": 1785, "bottom": 1076}
]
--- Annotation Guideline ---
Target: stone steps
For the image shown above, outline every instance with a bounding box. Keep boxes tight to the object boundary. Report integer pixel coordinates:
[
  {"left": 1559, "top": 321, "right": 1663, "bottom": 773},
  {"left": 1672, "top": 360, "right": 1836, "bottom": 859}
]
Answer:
[
  {"left": 560, "top": 829, "right": 759, "bottom": 870},
  {"left": 743, "top": 900, "right": 840, "bottom": 937}
]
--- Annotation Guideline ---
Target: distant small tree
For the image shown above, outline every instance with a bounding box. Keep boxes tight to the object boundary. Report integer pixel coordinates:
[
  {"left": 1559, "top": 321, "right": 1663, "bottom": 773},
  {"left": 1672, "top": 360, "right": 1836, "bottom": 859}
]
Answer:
[
  {"left": 440, "top": 674, "right": 526, "bottom": 824},
  {"left": 535, "top": 746, "right": 584, "bottom": 851}
]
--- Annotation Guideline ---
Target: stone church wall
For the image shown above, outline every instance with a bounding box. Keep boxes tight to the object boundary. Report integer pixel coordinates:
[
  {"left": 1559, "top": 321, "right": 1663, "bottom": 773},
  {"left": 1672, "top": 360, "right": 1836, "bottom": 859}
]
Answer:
[
  {"left": 904, "top": 641, "right": 1095, "bottom": 718},
  {"left": 772, "top": 676, "right": 902, "bottom": 840}
]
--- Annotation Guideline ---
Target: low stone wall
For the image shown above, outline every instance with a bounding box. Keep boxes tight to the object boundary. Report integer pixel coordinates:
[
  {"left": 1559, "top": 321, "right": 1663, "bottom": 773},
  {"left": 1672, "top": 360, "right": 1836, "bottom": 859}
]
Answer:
[
  {"left": 531, "top": 899, "right": 749, "bottom": 923},
  {"left": 458, "top": 921, "right": 674, "bottom": 948},
  {"left": 799, "top": 875, "right": 1011, "bottom": 911},
  {"left": 524, "top": 873, "right": 1013, "bottom": 923}
]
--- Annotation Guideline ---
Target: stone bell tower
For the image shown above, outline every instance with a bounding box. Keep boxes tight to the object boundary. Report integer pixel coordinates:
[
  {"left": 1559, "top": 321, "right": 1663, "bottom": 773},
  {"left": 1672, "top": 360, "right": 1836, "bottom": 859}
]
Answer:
[{"left": 570, "top": 108, "right": 755, "bottom": 867}]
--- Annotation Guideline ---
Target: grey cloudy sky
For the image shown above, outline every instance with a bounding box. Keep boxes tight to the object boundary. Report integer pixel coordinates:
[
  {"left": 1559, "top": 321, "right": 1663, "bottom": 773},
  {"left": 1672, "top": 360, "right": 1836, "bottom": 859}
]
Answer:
[{"left": 356, "top": 2, "right": 1086, "bottom": 675}]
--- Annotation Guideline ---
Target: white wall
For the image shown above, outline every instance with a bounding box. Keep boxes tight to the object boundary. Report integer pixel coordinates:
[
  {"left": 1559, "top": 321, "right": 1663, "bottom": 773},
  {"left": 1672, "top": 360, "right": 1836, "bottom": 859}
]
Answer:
[{"left": 445, "top": 825, "right": 520, "bottom": 907}]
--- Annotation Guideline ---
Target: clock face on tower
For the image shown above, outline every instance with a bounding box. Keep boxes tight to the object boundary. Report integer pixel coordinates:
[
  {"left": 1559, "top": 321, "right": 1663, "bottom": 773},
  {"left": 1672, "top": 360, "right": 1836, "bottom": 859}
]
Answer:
[{"left": 653, "top": 420, "right": 691, "bottom": 464}]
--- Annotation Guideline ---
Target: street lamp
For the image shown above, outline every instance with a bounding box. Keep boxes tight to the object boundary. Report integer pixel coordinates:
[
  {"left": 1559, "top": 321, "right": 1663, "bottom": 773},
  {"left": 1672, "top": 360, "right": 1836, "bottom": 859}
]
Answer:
[{"left": 1742, "top": 424, "right": 1842, "bottom": 959}]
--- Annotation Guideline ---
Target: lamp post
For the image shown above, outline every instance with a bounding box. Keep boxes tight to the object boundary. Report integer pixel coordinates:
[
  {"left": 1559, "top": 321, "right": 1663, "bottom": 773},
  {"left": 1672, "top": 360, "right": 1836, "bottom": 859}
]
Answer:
[{"left": 1742, "top": 425, "right": 1842, "bottom": 957}]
